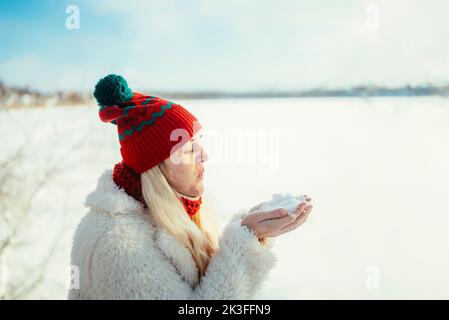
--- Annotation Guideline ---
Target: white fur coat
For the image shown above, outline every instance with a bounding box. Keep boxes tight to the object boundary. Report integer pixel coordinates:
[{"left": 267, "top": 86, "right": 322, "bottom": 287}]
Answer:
[{"left": 67, "top": 169, "right": 277, "bottom": 300}]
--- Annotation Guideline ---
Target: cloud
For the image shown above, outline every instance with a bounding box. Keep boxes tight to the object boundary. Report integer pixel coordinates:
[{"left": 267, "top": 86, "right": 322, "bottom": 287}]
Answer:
[
  {"left": 2, "top": 0, "right": 449, "bottom": 91},
  {"left": 0, "top": 55, "right": 105, "bottom": 93},
  {"left": 83, "top": 0, "right": 449, "bottom": 90}
]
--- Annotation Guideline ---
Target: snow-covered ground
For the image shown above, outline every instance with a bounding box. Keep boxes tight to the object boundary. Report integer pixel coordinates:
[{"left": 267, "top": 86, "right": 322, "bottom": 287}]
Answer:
[{"left": 1, "top": 97, "right": 449, "bottom": 299}]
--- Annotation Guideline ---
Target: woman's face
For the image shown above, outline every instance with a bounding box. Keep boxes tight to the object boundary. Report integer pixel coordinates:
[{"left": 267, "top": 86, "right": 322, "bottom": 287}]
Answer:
[{"left": 160, "top": 132, "right": 208, "bottom": 197}]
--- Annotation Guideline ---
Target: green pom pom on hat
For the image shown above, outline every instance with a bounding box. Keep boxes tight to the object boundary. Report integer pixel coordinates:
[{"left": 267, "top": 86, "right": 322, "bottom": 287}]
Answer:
[{"left": 93, "top": 74, "right": 134, "bottom": 106}]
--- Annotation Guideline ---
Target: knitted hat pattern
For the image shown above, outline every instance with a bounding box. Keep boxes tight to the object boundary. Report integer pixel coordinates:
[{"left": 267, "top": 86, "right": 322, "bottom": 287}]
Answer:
[{"left": 94, "top": 74, "right": 202, "bottom": 174}]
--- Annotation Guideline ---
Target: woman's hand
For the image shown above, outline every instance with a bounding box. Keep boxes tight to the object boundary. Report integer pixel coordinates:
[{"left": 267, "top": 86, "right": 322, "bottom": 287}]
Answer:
[{"left": 241, "top": 196, "right": 313, "bottom": 239}]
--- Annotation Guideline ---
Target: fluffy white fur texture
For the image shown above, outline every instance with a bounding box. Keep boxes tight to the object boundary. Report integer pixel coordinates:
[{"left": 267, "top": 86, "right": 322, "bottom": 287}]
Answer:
[{"left": 67, "top": 169, "right": 277, "bottom": 300}]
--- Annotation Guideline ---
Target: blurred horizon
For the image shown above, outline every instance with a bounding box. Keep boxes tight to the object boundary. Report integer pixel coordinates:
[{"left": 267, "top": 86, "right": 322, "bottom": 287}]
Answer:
[{"left": 1, "top": 0, "right": 449, "bottom": 93}]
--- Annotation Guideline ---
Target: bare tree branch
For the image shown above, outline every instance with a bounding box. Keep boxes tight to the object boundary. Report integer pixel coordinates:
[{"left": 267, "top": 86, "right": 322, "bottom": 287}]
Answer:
[{"left": 0, "top": 127, "right": 92, "bottom": 299}]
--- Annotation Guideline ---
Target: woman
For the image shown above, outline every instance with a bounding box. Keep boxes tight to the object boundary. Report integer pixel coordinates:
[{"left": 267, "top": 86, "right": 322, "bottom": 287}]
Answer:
[{"left": 68, "top": 74, "right": 313, "bottom": 300}]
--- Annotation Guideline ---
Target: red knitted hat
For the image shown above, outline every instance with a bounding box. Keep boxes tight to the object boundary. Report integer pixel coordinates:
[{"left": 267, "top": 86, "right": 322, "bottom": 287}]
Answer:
[{"left": 94, "top": 74, "right": 201, "bottom": 173}]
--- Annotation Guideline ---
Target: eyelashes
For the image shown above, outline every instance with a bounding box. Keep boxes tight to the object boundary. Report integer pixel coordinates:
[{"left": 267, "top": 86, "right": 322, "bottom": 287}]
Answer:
[
  {"left": 183, "top": 135, "right": 204, "bottom": 155},
  {"left": 183, "top": 144, "right": 195, "bottom": 154}
]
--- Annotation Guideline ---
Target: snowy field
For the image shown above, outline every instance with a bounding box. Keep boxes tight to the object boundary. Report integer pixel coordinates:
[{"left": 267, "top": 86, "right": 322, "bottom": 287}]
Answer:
[{"left": 1, "top": 97, "right": 449, "bottom": 299}]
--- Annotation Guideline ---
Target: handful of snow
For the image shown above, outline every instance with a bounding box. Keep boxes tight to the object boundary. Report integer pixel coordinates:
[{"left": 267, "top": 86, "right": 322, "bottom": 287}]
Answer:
[{"left": 258, "top": 193, "right": 307, "bottom": 215}]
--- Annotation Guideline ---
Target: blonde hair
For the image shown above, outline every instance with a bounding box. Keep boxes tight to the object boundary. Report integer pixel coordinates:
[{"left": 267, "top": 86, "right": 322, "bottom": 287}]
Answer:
[{"left": 141, "top": 164, "right": 219, "bottom": 277}]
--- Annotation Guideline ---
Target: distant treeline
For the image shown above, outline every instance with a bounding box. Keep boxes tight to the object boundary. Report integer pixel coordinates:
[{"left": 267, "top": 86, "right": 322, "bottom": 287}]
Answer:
[
  {"left": 0, "top": 81, "right": 90, "bottom": 108},
  {"left": 1, "top": 81, "right": 448, "bottom": 108},
  {"left": 157, "top": 84, "right": 449, "bottom": 99}
]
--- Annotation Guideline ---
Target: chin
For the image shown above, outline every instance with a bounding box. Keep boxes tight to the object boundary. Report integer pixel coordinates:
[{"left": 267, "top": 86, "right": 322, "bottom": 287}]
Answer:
[{"left": 193, "top": 181, "right": 204, "bottom": 197}]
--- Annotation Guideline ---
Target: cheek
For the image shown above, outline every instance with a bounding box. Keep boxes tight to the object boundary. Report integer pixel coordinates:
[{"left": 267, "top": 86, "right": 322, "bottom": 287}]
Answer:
[
  {"left": 171, "top": 163, "right": 196, "bottom": 182},
  {"left": 164, "top": 162, "right": 203, "bottom": 196}
]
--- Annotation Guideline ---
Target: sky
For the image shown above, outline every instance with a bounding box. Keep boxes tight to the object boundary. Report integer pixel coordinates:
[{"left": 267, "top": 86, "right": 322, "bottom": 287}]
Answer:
[{"left": 0, "top": 0, "right": 448, "bottom": 92}]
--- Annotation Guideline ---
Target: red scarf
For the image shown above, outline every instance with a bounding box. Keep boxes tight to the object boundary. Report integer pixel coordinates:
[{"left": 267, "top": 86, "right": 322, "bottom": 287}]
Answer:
[
  {"left": 177, "top": 192, "right": 203, "bottom": 219},
  {"left": 112, "top": 161, "right": 202, "bottom": 219}
]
